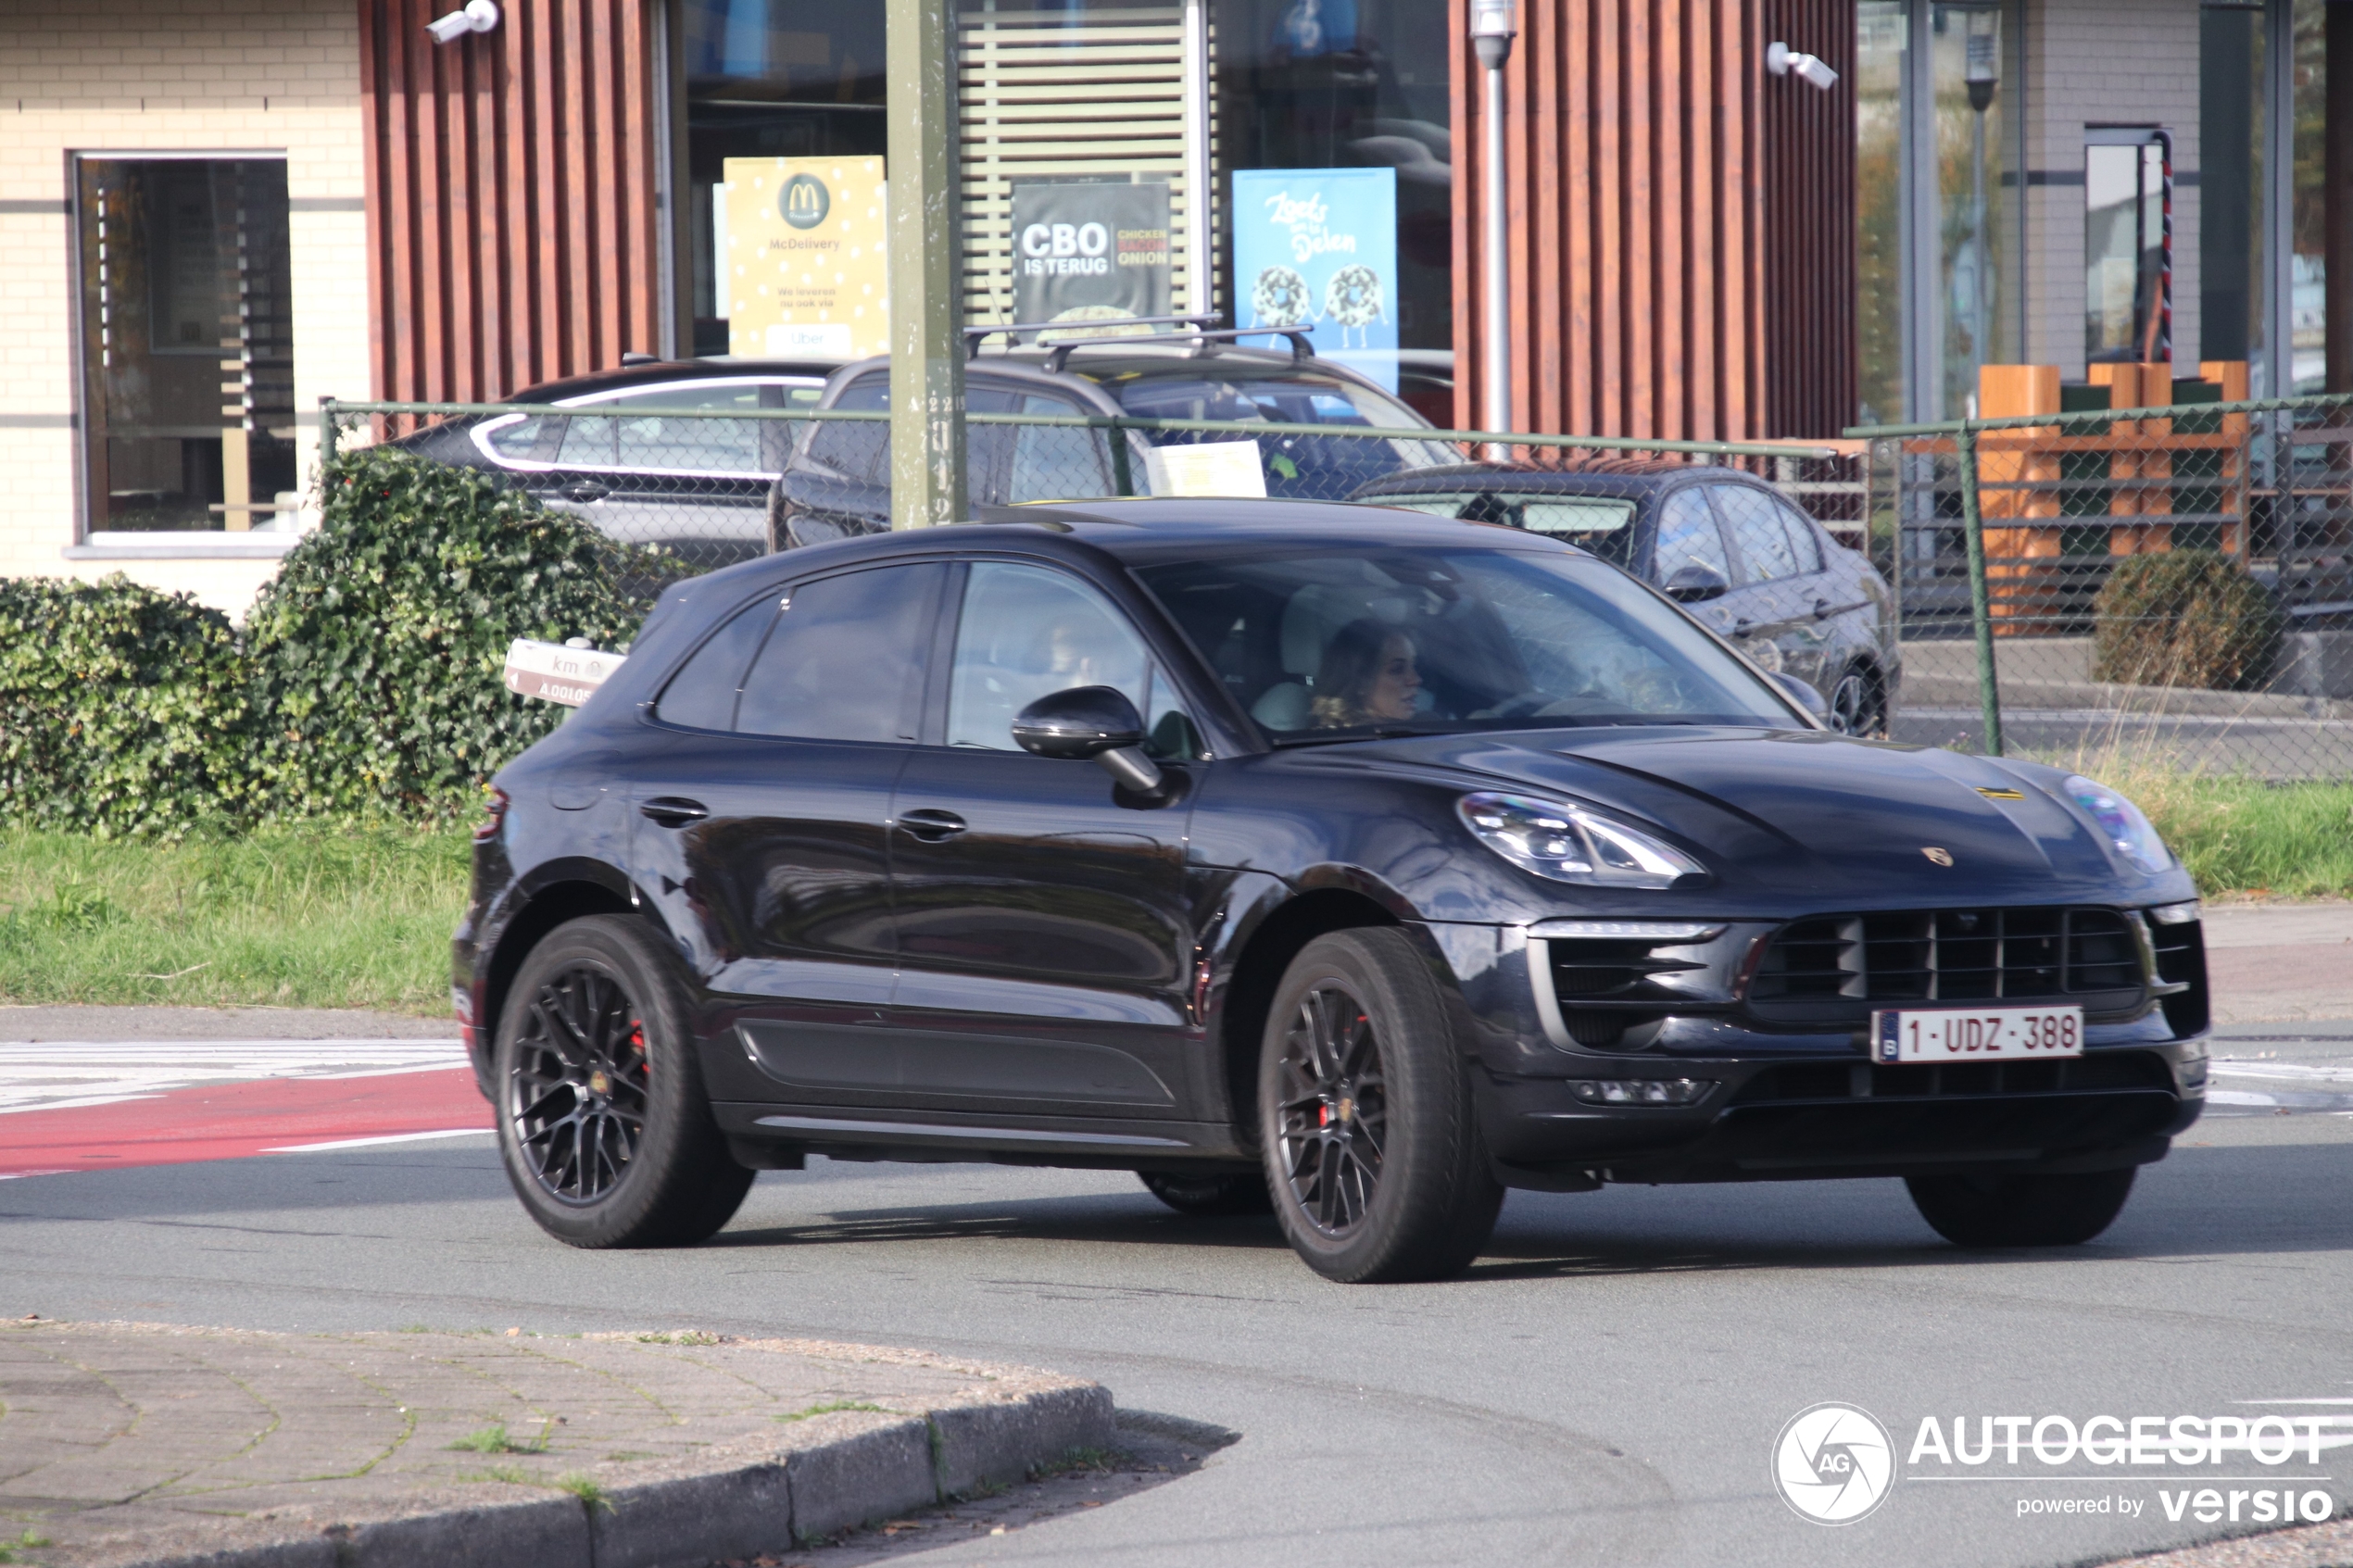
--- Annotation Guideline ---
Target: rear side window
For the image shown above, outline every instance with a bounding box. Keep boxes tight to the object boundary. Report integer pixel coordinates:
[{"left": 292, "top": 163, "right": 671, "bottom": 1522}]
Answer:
[
  {"left": 736, "top": 563, "right": 944, "bottom": 743},
  {"left": 801, "top": 373, "right": 890, "bottom": 483},
  {"left": 655, "top": 595, "right": 781, "bottom": 731},
  {"left": 1774, "top": 496, "right": 1826, "bottom": 574}
]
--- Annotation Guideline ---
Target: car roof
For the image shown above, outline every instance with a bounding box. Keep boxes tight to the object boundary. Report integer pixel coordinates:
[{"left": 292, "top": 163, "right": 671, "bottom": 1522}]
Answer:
[
  {"left": 1352, "top": 459, "right": 1764, "bottom": 498},
  {"left": 500, "top": 358, "right": 839, "bottom": 403},
  {"left": 717, "top": 499, "right": 1570, "bottom": 584},
  {"left": 822, "top": 339, "right": 1413, "bottom": 408}
]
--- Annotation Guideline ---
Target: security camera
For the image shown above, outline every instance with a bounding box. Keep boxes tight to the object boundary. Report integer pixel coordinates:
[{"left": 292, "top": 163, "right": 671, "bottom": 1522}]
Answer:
[
  {"left": 425, "top": 0, "right": 497, "bottom": 44},
  {"left": 1766, "top": 40, "right": 1839, "bottom": 92}
]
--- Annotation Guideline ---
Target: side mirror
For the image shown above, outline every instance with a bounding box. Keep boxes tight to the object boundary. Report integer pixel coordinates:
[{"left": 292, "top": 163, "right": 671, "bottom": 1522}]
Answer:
[
  {"left": 1012, "top": 685, "right": 1168, "bottom": 797},
  {"left": 1664, "top": 562, "right": 1730, "bottom": 603},
  {"left": 1770, "top": 672, "right": 1831, "bottom": 721}
]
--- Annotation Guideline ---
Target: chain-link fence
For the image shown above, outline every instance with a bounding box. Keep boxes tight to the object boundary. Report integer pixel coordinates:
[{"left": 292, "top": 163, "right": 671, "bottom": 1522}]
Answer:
[
  {"left": 1853, "top": 394, "right": 2353, "bottom": 781},
  {"left": 320, "top": 395, "right": 1879, "bottom": 708}
]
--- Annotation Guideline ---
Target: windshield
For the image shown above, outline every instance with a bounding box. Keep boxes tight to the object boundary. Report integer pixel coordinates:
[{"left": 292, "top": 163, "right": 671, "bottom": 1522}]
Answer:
[
  {"left": 1377, "top": 493, "right": 1642, "bottom": 571},
  {"left": 1103, "top": 370, "right": 1456, "bottom": 498},
  {"left": 1135, "top": 546, "right": 1798, "bottom": 739}
]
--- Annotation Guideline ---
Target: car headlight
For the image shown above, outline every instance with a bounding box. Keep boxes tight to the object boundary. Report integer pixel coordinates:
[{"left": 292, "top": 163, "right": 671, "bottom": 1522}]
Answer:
[
  {"left": 1456, "top": 791, "right": 1706, "bottom": 889},
  {"left": 2062, "top": 774, "right": 2171, "bottom": 874}
]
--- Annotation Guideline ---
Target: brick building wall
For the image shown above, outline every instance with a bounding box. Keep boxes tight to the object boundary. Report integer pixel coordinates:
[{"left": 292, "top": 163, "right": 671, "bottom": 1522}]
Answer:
[{"left": 0, "top": 0, "right": 364, "bottom": 614}]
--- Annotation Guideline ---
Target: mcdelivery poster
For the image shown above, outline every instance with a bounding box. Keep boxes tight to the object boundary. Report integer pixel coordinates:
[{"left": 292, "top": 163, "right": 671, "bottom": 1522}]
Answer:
[{"left": 1229, "top": 167, "right": 1398, "bottom": 390}]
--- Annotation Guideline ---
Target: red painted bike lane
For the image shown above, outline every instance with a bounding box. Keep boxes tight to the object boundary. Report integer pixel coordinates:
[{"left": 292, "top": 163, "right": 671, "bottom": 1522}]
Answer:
[{"left": 0, "top": 1065, "right": 491, "bottom": 1178}]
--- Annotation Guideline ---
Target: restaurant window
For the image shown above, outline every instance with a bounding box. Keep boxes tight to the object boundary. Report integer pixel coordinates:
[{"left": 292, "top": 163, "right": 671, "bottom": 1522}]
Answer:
[
  {"left": 2083, "top": 130, "right": 2171, "bottom": 367},
  {"left": 681, "top": 0, "right": 887, "bottom": 358},
  {"left": 75, "top": 157, "right": 295, "bottom": 534},
  {"left": 1214, "top": 0, "right": 1455, "bottom": 421}
]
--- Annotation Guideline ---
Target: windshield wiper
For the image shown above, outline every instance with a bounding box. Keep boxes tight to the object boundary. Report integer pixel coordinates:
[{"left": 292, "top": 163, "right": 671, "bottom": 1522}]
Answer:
[{"left": 1267, "top": 726, "right": 1432, "bottom": 747}]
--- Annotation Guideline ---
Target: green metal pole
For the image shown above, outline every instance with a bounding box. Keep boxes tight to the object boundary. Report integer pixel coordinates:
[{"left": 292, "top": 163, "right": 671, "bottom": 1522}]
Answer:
[
  {"left": 885, "top": 0, "right": 965, "bottom": 529},
  {"left": 1956, "top": 423, "right": 2005, "bottom": 757},
  {"left": 319, "top": 398, "right": 338, "bottom": 466}
]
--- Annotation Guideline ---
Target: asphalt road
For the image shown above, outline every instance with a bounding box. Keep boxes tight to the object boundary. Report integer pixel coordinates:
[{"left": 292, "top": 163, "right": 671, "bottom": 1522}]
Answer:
[{"left": 4, "top": 1022, "right": 2348, "bottom": 1568}]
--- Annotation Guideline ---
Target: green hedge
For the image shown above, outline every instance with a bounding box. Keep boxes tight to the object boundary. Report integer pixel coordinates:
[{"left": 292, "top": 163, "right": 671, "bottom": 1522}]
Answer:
[
  {"left": 0, "top": 578, "right": 254, "bottom": 835},
  {"left": 0, "top": 447, "right": 655, "bottom": 836},
  {"left": 247, "top": 447, "right": 649, "bottom": 818},
  {"left": 2091, "top": 549, "right": 2282, "bottom": 692}
]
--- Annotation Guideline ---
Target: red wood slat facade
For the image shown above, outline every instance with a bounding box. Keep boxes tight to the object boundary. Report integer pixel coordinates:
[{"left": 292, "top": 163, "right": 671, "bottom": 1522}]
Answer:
[
  {"left": 359, "top": 0, "right": 663, "bottom": 403},
  {"left": 1758, "top": 0, "right": 1857, "bottom": 437},
  {"left": 1451, "top": 0, "right": 1854, "bottom": 442}
]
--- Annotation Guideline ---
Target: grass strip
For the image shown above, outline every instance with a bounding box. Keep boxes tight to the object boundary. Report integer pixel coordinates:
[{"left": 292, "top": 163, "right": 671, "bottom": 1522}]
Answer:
[{"left": 0, "top": 823, "right": 470, "bottom": 1013}]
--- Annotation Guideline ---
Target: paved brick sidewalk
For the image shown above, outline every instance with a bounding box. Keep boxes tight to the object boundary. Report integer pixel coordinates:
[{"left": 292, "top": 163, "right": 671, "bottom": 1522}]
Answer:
[{"left": 0, "top": 1321, "right": 1110, "bottom": 1568}]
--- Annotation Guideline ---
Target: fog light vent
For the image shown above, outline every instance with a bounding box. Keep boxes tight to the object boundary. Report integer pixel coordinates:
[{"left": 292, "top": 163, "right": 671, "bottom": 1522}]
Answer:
[{"left": 1569, "top": 1077, "right": 1714, "bottom": 1106}]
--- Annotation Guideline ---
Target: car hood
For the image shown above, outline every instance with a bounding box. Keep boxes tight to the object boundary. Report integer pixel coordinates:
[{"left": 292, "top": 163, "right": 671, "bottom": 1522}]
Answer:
[{"left": 1353, "top": 726, "right": 2161, "bottom": 907}]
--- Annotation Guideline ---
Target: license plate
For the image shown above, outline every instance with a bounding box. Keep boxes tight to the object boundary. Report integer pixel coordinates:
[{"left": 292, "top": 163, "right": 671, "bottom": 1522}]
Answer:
[{"left": 1871, "top": 1004, "right": 2083, "bottom": 1063}]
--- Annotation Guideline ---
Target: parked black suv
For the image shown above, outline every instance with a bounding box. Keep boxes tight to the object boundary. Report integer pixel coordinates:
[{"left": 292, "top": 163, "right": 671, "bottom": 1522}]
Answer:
[{"left": 457, "top": 500, "right": 2208, "bottom": 1282}]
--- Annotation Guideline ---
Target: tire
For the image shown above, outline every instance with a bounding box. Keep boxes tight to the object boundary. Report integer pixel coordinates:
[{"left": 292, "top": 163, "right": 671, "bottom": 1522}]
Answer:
[
  {"left": 1905, "top": 1168, "right": 2136, "bottom": 1248},
  {"left": 1258, "top": 929, "right": 1504, "bottom": 1283},
  {"left": 1827, "top": 661, "right": 1887, "bottom": 738},
  {"left": 494, "top": 914, "right": 754, "bottom": 1248},
  {"left": 1139, "top": 1170, "right": 1274, "bottom": 1216}
]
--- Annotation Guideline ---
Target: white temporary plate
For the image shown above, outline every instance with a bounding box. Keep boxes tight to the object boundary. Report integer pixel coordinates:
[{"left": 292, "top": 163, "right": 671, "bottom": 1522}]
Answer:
[{"left": 1871, "top": 1004, "right": 2084, "bottom": 1063}]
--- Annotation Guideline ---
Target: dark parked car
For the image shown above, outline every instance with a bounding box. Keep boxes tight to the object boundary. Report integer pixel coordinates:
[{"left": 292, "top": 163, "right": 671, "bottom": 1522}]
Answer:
[
  {"left": 388, "top": 358, "right": 837, "bottom": 566},
  {"left": 773, "top": 330, "right": 1457, "bottom": 545},
  {"left": 1352, "top": 460, "right": 1900, "bottom": 735},
  {"left": 456, "top": 500, "right": 2208, "bottom": 1283}
]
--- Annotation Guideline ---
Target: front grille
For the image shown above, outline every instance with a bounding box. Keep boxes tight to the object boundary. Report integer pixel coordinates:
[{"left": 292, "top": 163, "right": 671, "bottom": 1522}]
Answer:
[
  {"left": 1747, "top": 907, "right": 2148, "bottom": 1023},
  {"left": 1734, "top": 1050, "right": 2174, "bottom": 1105}
]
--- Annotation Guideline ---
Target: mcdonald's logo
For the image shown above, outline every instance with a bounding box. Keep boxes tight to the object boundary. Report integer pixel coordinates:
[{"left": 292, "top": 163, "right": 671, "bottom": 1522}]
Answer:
[{"left": 780, "top": 173, "right": 831, "bottom": 230}]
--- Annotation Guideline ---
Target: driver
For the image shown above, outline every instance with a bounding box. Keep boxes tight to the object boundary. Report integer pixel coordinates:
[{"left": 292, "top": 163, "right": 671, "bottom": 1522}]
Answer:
[{"left": 1312, "top": 618, "right": 1423, "bottom": 728}]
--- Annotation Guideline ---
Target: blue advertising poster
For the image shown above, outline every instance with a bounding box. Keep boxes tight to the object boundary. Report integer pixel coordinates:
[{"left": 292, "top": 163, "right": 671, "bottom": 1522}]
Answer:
[{"left": 1230, "top": 168, "right": 1399, "bottom": 391}]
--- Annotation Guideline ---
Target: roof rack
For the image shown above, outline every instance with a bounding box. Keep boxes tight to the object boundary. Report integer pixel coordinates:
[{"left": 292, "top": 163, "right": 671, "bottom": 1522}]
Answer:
[
  {"left": 963, "top": 316, "right": 1317, "bottom": 373},
  {"left": 964, "top": 315, "right": 1215, "bottom": 358}
]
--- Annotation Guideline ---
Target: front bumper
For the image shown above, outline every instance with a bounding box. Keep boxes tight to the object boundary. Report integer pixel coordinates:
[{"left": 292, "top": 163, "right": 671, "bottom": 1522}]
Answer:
[{"left": 1430, "top": 908, "right": 2209, "bottom": 1187}]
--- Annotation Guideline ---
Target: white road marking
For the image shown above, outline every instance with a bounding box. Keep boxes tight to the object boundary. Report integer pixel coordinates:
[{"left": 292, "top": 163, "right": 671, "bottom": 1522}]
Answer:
[
  {"left": 263, "top": 1128, "right": 493, "bottom": 1154},
  {"left": 0, "top": 1040, "right": 470, "bottom": 1116}
]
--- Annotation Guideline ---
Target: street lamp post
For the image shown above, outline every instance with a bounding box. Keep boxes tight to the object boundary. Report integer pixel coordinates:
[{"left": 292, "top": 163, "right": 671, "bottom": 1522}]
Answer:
[
  {"left": 1966, "top": 24, "right": 1999, "bottom": 378},
  {"left": 1470, "top": 0, "right": 1515, "bottom": 458}
]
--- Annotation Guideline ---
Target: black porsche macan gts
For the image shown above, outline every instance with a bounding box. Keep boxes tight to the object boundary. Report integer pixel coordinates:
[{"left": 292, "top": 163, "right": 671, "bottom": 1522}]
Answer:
[{"left": 455, "top": 499, "right": 2208, "bottom": 1283}]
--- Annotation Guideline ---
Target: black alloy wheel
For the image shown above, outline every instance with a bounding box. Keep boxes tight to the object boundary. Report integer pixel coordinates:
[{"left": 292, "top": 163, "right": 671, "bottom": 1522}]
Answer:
[
  {"left": 1138, "top": 1170, "right": 1275, "bottom": 1216},
  {"left": 509, "top": 964, "right": 649, "bottom": 1205},
  {"left": 1906, "top": 1167, "right": 2137, "bottom": 1248},
  {"left": 1275, "top": 985, "right": 1391, "bottom": 1236},
  {"left": 1827, "top": 663, "right": 1885, "bottom": 737},
  {"left": 494, "top": 915, "right": 753, "bottom": 1248},
  {"left": 1258, "top": 929, "right": 1504, "bottom": 1283}
]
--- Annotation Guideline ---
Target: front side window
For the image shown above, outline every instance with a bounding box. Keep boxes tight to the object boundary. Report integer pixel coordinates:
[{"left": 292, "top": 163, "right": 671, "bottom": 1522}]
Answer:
[
  {"left": 1137, "top": 546, "right": 1797, "bottom": 739},
  {"left": 947, "top": 562, "right": 1155, "bottom": 750},
  {"left": 76, "top": 157, "right": 293, "bottom": 535},
  {"left": 1007, "top": 393, "right": 1112, "bottom": 503}
]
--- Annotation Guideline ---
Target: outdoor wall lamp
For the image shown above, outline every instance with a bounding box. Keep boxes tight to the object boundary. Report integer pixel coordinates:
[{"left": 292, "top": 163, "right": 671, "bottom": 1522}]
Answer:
[
  {"left": 1469, "top": 0, "right": 1515, "bottom": 457},
  {"left": 425, "top": 0, "right": 499, "bottom": 44},
  {"left": 1766, "top": 41, "right": 1839, "bottom": 92}
]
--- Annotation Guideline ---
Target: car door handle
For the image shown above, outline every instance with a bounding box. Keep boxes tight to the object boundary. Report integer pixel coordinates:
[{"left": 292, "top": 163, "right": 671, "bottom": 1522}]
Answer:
[
  {"left": 638, "top": 797, "right": 709, "bottom": 828},
  {"left": 899, "top": 809, "right": 968, "bottom": 842},
  {"left": 561, "top": 479, "right": 611, "bottom": 503},
  {"left": 1730, "top": 618, "right": 1755, "bottom": 637},
  {"left": 1812, "top": 596, "right": 1833, "bottom": 621}
]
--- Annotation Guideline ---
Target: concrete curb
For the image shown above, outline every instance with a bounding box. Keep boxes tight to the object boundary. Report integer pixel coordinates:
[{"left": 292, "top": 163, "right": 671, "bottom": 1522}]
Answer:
[{"left": 62, "top": 1371, "right": 1114, "bottom": 1568}]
